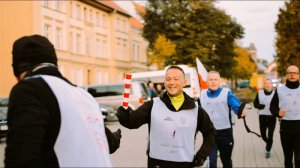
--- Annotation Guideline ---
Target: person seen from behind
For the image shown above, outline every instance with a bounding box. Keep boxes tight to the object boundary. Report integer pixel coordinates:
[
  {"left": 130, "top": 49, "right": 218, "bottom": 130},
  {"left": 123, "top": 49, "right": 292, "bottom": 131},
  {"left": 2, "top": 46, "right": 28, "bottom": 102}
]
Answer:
[{"left": 5, "top": 34, "right": 121, "bottom": 168}]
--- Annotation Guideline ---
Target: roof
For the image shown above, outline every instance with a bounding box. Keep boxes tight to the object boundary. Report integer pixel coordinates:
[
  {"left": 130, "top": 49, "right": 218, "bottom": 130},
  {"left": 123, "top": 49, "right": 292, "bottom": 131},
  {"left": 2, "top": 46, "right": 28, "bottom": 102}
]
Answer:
[
  {"left": 97, "top": 0, "right": 131, "bottom": 17},
  {"left": 247, "top": 43, "right": 256, "bottom": 50},
  {"left": 130, "top": 17, "right": 143, "bottom": 29},
  {"left": 132, "top": 1, "right": 146, "bottom": 16}
]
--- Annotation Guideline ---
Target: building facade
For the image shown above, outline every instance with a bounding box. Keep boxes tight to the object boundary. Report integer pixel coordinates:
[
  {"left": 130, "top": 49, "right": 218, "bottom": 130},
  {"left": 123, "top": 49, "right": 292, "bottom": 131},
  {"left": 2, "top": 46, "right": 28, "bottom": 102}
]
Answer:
[{"left": 0, "top": 0, "right": 149, "bottom": 97}]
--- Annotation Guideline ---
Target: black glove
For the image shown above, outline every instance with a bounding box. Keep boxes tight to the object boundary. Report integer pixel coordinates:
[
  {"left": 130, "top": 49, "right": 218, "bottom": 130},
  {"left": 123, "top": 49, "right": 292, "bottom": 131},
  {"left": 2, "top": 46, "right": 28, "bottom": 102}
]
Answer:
[
  {"left": 118, "top": 106, "right": 132, "bottom": 112},
  {"left": 237, "top": 102, "right": 246, "bottom": 119},
  {"left": 105, "top": 127, "right": 122, "bottom": 154},
  {"left": 113, "top": 128, "right": 122, "bottom": 140},
  {"left": 117, "top": 106, "right": 132, "bottom": 116},
  {"left": 193, "top": 151, "right": 205, "bottom": 167}
]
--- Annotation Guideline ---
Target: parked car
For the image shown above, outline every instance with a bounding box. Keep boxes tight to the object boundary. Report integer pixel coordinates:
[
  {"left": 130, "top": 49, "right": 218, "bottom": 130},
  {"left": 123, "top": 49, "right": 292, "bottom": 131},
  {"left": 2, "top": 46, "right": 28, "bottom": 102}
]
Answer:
[
  {"left": 87, "top": 81, "right": 149, "bottom": 111},
  {"left": 0, "top": 97, "right": 8, "bottom": 140},
  {"left": 271, "top": 78, "right": 283, "bottom": 88},
  {"left": 99, "top": 103, "right": 118, "bottom": 122}
]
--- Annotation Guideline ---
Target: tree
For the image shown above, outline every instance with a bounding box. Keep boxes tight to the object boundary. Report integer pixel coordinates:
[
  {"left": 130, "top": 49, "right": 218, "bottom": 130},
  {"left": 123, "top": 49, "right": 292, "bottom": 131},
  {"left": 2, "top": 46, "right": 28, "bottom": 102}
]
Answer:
[
  {"left": 275, "top": 0, "right": 300, "bottom": 77},
  {"left": 232, "top": 46, "right": 257, "bottom": 79},
  {"left": 147, "top": 35, "right": 176, "bottom": 70},
  {"left": 142, "top": 0, "right": 244, "bottom": 78}
]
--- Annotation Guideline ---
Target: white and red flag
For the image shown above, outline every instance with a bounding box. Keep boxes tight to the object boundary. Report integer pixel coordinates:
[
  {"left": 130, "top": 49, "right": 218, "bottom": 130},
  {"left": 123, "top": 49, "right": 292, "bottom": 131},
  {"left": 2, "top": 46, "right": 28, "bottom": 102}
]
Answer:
[{"left": 196, "top": 58, "right": 208, "bottom": 89}]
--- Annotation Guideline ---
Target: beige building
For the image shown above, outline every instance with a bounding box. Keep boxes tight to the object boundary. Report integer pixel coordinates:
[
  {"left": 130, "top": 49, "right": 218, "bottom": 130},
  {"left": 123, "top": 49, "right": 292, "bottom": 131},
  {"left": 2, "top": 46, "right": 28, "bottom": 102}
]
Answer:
[{"left": 0, "top": 0, "right": 149, "bottom": 97}]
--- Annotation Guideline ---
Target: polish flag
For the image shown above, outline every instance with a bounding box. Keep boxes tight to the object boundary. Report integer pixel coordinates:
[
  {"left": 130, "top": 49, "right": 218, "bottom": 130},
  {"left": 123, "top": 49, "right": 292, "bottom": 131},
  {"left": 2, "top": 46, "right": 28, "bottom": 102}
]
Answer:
[{"left": 196, "top": 58, "right": 208, "bottom": 89}]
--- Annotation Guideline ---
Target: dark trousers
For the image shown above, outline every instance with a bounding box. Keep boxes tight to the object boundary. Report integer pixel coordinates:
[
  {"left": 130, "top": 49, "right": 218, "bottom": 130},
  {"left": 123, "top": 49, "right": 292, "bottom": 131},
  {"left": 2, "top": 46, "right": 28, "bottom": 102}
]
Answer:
[
  {"left": 280, "top": 131, "right": 300, "bottom": 168},
  {"left": 209, "top": 128, "right": 234, "bottom": 168},
  {"left": 259, "top": 115, "right": 276, "bottom": 151},
  {"left": 148, "top": 157, "right": 193, "bottom": 168}
]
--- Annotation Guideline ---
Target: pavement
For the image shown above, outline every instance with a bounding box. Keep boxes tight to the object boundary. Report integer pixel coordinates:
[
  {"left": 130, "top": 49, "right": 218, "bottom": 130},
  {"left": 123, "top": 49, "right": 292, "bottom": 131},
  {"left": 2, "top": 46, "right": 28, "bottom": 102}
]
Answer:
[
  {"left": 0, "top": 104, "right": 284, "bottom": 167},
  {"left": 107, "top": 104, "right": 285, "bottom": 167},
  {"left": 214, "top": 105, "right": 284, "bottom": 167}
]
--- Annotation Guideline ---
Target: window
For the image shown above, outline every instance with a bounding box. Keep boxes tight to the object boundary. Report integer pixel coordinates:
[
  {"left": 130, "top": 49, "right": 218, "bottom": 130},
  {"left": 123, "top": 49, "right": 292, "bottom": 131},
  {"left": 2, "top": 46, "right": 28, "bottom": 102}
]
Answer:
[
  {"left": 115, "top": 18, "right": 120, "bottom": 31},
  {"left": 69, "top": 32, "right": 73, "bottom": 52},
  {"left": 115, "top": 38, "right": 128, "bottom": 60},
  {"left": 89, "top": 9, "right": 93, "bottom": 22},
  {"left": 122, "top": 19, "right": 126, "bottom": 32},
  {"left": 75, "top": 4, "right": 81, "bottom": 20},
  {"left": 95, "top": 12, "right": 99, "bottom": 26},
  {"left": 95, "top": 71, "right": 102, "bottom": 84},
  {"left": 102, "top": 14, "right": 107, "bottom": 28},
  {"left": 55, "top": 27, "right": 62, "bottom": 49},
  {"left": 54, "top": 1, "right": 60, "bottom": 11},
  {"left": 75, "top": 34, "right": 81, "bottom": 54},
  {"left": 123, "top": 41, "right": 127, "bottom": 59},
  {"left": 102, "top": 39, "right": 107, "bottom": 58},
  {"left": 43, "top": 0, "right": 49, "bottom": 8},
  {"left": 132, "top": 44, "right": 137, "bottom": 61},
  {"left": 137, "top": 45, "right": 140, "bottom": 61},
  {"left": 71, "top": 68, "right": 84, "bottom": 86},
  {"left": 116, "top": 39, "right": 122, "bottom": 59},
  {"left": 88, "top": 84, "right": 125, "bottom": 97},
  {"left": 84, "top": 7, "right": 87, "bottom": 21},
  {"left": 95, "top": 38, "right": 101, "bottom": 57},
  {"left": 132, "top": 41, "right": 141, "bottom": 62},
  {"left": 86, "top": 32, "right": 92, "bottom": 56},
  {"left": 76, "top": 69, "right": 84, "bottom": 86},
  {"left": 44, "top": 24, "right": 51, "bottom": 39}
]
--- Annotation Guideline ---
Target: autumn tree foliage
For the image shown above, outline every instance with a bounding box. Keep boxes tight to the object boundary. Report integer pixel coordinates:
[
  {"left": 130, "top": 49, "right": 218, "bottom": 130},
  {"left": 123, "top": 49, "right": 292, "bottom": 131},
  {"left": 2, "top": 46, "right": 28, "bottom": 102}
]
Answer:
[
  {"left": 232, "top": 46, "right": 257, "bottom": 79},
  {"left": 142, "top": 0, "right": 244, "bottom": 78},
  {"left": 275, "top": 0, "right": 300, "bottom": 76},
  {"left": 147, "top": 35, "right": 176, "bottom": 70}
]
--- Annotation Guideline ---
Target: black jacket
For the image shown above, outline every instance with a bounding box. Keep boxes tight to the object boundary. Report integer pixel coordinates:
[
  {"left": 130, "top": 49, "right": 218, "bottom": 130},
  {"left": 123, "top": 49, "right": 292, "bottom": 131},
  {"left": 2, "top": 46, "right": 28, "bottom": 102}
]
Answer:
[
  {"left": 270, "top": 80, "right": 300, "bottom": 133},
  {"left": 117, "top": 92, "right": 215, "bottom": 167},
  {"left": 253, "top": 90, "right": 273, "bottom": 110},
  {"left": 5, "top": 67, "right": 119, "bottom": 168}
]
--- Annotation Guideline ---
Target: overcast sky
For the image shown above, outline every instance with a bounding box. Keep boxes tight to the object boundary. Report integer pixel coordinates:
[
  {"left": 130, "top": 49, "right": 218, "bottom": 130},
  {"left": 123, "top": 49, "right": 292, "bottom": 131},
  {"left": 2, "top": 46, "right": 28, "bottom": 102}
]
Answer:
[{"left": 215, "top": 1, "right": 286, "bottom": 63}]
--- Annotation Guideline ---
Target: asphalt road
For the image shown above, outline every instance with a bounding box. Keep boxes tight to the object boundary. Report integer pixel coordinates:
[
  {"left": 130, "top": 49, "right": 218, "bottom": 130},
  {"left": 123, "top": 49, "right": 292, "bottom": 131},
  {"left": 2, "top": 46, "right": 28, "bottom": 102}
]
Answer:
[{"left": 0, "top": 106, "right": 284, "bottom": 167}]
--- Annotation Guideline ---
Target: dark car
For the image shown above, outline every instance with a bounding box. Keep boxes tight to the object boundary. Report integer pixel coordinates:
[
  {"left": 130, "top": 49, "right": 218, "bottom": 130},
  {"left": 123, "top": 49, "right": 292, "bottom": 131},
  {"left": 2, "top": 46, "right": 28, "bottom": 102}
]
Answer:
[
  {"left": 0, "top": 97, "right": 8, "bottom": 140},
  {"left": 99, "top": 103, "right": 118, "bottom": 122}
]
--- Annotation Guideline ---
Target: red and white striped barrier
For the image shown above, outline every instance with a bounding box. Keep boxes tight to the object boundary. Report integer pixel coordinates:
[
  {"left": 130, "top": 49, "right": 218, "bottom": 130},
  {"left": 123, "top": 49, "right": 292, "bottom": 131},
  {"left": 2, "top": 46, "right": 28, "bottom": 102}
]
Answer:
[{"left": 122, "top": 73, "right": 132, "bottom": 109}]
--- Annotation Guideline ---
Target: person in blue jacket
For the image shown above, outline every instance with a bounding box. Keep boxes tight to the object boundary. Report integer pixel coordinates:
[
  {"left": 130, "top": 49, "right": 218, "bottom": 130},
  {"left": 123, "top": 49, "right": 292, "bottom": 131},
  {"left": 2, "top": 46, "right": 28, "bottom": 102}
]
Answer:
[{"left": 199, "top": 71, "right": 246, "bottom": 168}]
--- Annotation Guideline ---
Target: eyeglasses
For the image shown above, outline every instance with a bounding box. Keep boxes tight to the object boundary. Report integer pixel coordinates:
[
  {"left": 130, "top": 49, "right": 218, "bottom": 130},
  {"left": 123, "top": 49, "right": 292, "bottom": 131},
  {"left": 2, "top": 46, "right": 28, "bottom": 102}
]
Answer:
[{"left": 286, "top": 72, "right": 299, "bottom": 75}]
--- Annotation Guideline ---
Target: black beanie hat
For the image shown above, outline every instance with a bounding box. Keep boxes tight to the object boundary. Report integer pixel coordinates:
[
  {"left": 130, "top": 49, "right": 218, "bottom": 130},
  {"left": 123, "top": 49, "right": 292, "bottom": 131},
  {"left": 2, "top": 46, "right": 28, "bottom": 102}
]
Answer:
[{"left": 12, "top": 34, "right": 58, "bottom": 77}]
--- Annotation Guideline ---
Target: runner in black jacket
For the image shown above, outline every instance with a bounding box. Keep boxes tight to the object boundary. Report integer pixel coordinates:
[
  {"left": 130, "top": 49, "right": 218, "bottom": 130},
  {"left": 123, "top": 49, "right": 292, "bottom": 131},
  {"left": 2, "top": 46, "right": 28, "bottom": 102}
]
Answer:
[
  {"left": 270, "top": 65, "right": 300, "bottom": 168},
  {"left": 118, "top": 66, "right": 215, "bottom": 168},
  {"left": 5, "top": 35, "right": 121, "bottom": 168},
  {"left": 253, "top": 78, "right": 276, "bottom": 158}
]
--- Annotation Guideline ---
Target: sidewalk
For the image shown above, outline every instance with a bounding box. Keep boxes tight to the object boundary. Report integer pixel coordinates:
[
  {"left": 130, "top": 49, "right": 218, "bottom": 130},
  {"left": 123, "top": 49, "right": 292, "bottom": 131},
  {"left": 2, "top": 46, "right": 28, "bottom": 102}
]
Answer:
[
  {"left": 200, "top": 105, "right": 284, "bottom": 167},
  {"left": 109, "top": 104, "right": 284, "bottom": 167}
]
